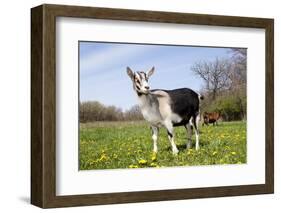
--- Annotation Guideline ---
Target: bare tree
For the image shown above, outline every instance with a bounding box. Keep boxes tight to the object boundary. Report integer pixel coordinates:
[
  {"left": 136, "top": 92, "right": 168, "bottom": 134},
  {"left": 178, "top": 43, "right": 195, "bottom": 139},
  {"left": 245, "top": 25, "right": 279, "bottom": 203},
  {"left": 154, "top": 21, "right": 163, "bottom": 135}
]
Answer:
[
  {"left": 229, "top": 48, "right": 247, "bottom": 86},
  {"left": 229, "top": 48, "right": 247, "bottom": 119},
  {"left": 191, "top": 58, "right": 232, "bottom": 99},
  {"left": 230, "top": 48, "right": 246, "bottom": 66},
  {"left": 124, "top": 105, "right": 143, "bottom": 121}
]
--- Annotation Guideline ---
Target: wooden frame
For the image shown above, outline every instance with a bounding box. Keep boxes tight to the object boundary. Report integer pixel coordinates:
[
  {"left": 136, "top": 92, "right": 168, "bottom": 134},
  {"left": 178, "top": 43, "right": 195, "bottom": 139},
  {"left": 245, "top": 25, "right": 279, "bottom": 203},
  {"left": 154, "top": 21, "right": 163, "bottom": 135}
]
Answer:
[{"left": 31, "top": 4, "right": 274, "bottom": 208}]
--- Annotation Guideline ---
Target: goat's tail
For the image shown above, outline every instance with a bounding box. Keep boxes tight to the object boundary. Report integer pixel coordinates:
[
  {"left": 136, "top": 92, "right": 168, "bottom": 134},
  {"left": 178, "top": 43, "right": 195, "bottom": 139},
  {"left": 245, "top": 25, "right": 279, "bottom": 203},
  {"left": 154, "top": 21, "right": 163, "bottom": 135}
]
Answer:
[{"left": 198, "top": 94, "right": 204, "bottom": 102}]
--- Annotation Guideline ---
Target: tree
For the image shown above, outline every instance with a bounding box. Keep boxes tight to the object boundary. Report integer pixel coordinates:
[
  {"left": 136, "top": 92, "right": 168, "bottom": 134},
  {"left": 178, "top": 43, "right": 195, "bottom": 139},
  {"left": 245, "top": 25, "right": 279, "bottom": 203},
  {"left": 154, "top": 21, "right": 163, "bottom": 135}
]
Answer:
[
  {"left": 191, "top": 48, "right": 247, "bottom": 121},
  {"left": 79, "top": 101, "right": 143, "bottom": 122},
  {"left": 230, "top": 48, "right": 247, "bottom": 71},
  {"left": 229, "top": 48, "right": 247, "bottom": 86},
  {"left": 191, "top": 58, "right": 232, "bottom": 100},
  {"left": 124, "top": 105, "right": 143, "bottom": 121},
  {"left": 228, "top": 48, "right": 247, "bottom": 119}
]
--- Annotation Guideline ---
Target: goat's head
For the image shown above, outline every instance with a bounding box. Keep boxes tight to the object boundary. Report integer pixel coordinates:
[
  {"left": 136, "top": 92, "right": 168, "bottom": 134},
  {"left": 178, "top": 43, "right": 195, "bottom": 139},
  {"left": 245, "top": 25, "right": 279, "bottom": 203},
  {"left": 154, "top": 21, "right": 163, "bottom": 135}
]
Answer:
[{"left": 126, "top": 67, "right": 155, "bottom": 95}]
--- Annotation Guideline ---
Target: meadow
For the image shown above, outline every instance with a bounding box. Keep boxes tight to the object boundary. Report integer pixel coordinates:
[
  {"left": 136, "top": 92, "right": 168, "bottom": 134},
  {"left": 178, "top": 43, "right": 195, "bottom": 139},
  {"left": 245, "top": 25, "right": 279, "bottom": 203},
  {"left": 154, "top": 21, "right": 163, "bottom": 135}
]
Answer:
[{"left": 79, "top": 121, "right": 246, "bottom": 170}]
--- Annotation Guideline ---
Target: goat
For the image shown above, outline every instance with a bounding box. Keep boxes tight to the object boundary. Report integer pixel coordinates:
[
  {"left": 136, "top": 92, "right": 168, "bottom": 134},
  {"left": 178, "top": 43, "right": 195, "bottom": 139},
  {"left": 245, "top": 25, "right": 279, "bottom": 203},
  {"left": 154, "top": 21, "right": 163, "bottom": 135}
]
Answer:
[
  {"left": 202, "top": 112, "right": 220, "bottom": 126},
  {"left": 126, "top": 67, "right": 203, "bottom": 155}
]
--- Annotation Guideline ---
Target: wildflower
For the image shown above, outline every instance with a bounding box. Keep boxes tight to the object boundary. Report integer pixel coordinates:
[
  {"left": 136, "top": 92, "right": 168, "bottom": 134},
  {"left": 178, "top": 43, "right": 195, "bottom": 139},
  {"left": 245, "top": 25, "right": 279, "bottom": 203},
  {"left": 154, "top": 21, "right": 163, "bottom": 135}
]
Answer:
[
  {"left": 129, "top": 164, "right": 138, "bottom": 168},
  {"left": 231, "top": 151, "right": 236, "bottom": 155},
  {"left": 80, "top": 140, "right": 86, "bottom": 145},
  {"left": 99, "top": 154, "right": 107, "bottom": 161},
  {"left": 138, "top": 159, "right": 147, "bottom": 165},
  {"left": 88, "top": 160, "right": 97, "bottom": 165},
  {"left": 150, "top": 162, "right": 158, "bottom": 167}
]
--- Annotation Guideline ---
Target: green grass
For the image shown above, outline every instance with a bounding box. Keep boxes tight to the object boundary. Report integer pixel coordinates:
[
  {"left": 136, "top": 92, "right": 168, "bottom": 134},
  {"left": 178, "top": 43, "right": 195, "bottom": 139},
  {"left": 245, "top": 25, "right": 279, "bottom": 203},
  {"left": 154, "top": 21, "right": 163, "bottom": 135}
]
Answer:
[{"left": 79, "top": 121, "right": 246, "bottom": 170}]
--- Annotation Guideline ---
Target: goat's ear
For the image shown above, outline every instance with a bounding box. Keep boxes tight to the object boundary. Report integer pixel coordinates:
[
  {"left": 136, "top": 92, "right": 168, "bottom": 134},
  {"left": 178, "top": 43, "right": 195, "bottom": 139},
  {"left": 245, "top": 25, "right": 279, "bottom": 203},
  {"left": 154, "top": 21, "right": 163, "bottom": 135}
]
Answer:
[
  {"left": 127, "top": 67, "right": 134, "bottom": 80},
  {"left": 147, "top": 67, "right": 155, "bottom": 78}
]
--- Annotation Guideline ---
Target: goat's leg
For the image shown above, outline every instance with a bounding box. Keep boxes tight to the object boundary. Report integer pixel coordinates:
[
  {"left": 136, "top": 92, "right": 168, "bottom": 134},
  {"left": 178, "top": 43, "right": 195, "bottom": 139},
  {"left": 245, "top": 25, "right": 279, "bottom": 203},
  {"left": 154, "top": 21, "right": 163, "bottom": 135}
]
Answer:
[
  {"left": 184, "top": 123, "right": 192, "bottom": 150},
  {"left": 193, "top": 114, "right": 200, "bottom": 150},
  {"left": 165, "top": 122, "right": 179, "bottom": 155},
  {"left": 151, "top": 126, "right": 159, "bottom": 153}
]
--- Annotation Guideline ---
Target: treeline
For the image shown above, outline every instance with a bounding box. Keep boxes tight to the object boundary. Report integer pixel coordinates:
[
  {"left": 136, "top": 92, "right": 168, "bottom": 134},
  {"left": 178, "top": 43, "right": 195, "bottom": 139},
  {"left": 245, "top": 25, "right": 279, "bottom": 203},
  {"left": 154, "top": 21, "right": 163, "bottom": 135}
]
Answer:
[
  {"left": 191, "top": 48, "right": 247, "bottom": 121},
  {"left": 79, "top": 101, "right": 143, "bottom": 122}
]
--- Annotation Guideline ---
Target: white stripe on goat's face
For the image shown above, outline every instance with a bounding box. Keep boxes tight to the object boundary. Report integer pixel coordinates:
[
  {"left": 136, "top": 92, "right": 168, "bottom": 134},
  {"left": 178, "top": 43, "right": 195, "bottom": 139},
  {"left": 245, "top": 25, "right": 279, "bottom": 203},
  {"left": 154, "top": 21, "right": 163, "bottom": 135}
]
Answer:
[
  {"left": 134, "top": 72, "right": 149, "bottom": 94},
  {"left": 127, "top": 67, "right": 155, "bottom": 95}
]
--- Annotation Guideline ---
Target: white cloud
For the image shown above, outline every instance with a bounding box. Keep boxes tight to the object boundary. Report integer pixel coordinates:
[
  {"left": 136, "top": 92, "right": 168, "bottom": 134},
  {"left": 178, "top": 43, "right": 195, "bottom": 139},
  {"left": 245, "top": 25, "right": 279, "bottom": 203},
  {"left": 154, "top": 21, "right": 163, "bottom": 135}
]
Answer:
[{"left": 80, "top": 44, "right": 157, "bottom": 77}]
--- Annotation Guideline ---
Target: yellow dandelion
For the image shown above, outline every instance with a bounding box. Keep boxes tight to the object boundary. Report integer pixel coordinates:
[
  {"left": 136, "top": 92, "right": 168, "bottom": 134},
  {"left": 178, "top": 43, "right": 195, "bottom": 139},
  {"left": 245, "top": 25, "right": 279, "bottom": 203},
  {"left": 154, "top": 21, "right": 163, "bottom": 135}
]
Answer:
[
  {"left": 231, "top": 151, "right": 236, "bottom": 155},
  {"left": 150, "top": 162, "right": 158, "bottom": 167},
  {"left": 187, "top": 149, "right": 193, "bottom": 155},
  {"left": 99, "top": 154, "right": 107, "bottom": 161},
  {"left": 89, "top": 160, "right": 98, "bottom": 165},
  {"left": 138, "top": 159, "right": 147, "bottom": 165},
  {"left": 129, "top": 164, "right": 138, "bottom": 168}
]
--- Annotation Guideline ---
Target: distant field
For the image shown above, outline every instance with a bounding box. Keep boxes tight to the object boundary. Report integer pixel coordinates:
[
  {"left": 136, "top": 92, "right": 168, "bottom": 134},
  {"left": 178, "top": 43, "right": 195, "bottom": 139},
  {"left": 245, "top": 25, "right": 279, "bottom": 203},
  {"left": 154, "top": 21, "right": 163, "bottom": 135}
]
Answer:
[{"left": 79, "top": 121, "right": 246, "bottom": 170}]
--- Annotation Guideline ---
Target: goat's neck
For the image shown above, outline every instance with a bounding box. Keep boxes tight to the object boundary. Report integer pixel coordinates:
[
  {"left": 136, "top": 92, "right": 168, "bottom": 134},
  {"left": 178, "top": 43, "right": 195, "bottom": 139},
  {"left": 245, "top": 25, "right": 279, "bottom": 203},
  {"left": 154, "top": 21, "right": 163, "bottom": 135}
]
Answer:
[{"left": 137, "top": 93, "right": 152, "bottom": 109}]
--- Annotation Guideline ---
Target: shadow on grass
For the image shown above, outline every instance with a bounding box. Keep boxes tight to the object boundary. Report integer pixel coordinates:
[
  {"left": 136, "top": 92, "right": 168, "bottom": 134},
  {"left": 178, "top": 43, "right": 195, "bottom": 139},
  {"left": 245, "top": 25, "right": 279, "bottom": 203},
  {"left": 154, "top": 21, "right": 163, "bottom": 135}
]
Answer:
[{"left": 165, "top": 139, "right": 210, "bottom": 153}]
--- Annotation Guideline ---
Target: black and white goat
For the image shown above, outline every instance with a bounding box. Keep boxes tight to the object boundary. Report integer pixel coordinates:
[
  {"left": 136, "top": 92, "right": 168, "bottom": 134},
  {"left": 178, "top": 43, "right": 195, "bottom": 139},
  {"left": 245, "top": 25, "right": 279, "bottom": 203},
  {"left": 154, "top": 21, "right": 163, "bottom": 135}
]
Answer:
[{"left": 127, "top": 67, "right": 203, "bottom": 155}]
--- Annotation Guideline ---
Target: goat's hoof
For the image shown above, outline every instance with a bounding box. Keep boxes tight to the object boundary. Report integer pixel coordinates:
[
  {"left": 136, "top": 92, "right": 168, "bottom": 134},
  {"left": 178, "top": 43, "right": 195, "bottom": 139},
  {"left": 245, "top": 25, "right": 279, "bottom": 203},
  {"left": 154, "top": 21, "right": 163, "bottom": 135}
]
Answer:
[
  {"left": 172, "top": 149, "right": 179, "bottom": 155},
  {"left": 152, "top": 152, "right": 157, "bottom": 161}
]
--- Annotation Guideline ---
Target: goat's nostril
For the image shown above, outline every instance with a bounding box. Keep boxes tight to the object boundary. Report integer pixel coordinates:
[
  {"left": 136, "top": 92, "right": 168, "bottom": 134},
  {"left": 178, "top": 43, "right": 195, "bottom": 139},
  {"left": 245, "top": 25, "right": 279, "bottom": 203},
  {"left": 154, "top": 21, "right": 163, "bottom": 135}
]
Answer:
[{"left": 145, "top": 86, "right": 150, "bottom": 90}]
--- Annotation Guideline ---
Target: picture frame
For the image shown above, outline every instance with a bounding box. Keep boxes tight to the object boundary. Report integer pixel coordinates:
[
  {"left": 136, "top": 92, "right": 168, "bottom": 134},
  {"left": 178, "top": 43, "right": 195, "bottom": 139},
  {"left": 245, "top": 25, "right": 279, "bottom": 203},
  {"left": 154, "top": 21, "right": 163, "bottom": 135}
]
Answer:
[{"left": 31, "top": 4, "right": 274, "bottom": 208}]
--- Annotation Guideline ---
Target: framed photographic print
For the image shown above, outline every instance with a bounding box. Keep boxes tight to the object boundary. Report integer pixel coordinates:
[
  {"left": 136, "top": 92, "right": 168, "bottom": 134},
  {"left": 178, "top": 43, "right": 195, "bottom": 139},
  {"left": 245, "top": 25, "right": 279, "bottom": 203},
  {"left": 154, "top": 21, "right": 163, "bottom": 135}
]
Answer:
[{"left": 31, "top": 4, "right": 274, "bottom": 208}]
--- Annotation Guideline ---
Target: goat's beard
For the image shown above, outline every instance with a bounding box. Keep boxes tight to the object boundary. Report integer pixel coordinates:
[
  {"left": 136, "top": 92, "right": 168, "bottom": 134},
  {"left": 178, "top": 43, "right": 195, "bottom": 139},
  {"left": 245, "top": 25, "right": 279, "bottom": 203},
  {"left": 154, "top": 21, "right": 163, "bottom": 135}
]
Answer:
[
  {"left": 142, "top": 90, "right": 149, "bottom": 95},
  {"left": 134, "top": 87, "right": 149, "bottom": 95}
]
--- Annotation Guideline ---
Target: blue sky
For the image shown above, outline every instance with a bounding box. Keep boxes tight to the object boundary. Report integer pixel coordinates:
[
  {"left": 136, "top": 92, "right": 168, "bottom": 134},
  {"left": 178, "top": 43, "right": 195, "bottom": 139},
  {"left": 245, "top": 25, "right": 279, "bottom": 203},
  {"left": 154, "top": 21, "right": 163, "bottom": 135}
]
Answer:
[{"left": 79, "top": 42, "right": 231, "bottom": 110}]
